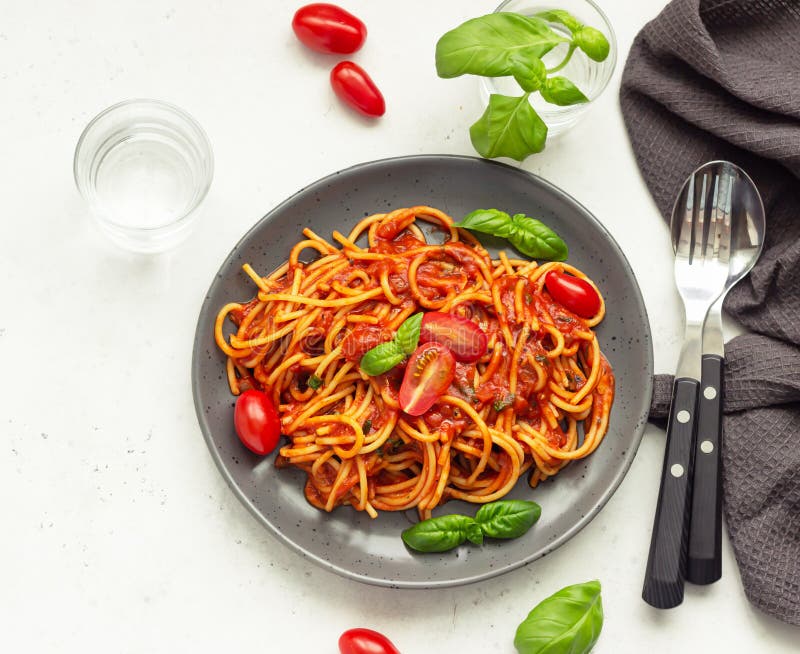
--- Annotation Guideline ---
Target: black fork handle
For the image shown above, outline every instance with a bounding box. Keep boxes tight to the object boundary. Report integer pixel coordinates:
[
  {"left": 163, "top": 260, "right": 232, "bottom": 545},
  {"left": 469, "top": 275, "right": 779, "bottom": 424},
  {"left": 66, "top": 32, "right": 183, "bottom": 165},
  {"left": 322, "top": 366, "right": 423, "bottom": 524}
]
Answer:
[
  {"left": 687, "top": 354, "right": 724, "bottom": 584},
  {"left": 643, "top": 377, "right": 699, "bottom": 609}
]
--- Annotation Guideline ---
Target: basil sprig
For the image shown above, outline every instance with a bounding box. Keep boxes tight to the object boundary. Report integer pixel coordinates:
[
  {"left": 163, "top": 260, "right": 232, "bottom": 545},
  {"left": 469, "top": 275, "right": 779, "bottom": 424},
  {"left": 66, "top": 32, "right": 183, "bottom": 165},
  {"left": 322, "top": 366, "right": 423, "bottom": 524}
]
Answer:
[
  {"left": 359, "top": 313, "right": 423, "bottom": 376},
  {"left": 454, "top": 209, "right": 568, "bottom": 261},
  {"left": 435, "top": 13, "right": 568, "bottom": 80},
  {"left": 514, "top": 580, "right": 604, "bottom": 654},
  {"left": 402, "top": 499, "right": 541, "bottom": 553},
  {"left": 435, "top": 10, "right": 610, "bottom": 161}
]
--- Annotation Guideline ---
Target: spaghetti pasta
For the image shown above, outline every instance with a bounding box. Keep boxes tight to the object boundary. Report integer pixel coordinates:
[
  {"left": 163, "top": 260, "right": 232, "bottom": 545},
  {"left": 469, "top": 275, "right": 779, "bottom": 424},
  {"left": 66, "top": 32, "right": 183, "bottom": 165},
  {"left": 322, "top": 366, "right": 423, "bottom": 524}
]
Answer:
[{"left": 215, "top": 206, "right": 614, "bottom": 519}]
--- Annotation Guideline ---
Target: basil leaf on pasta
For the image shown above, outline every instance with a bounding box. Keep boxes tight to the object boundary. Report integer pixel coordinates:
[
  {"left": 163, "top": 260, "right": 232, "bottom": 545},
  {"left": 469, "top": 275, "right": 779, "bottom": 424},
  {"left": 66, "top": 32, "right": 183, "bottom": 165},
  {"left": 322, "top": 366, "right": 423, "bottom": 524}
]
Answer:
[
  {"left": 455, "top": 209, "right": 568, "bottom": 262},
  {"left": 454, "top": 208, "right": 513, "bottom": 238},
  {"left": 508, "top": 213, "right": 568, "bottom": 261},
  {"left": 360, "top": 341, "right": 405, "bottom": 376},
  {"left": 395, "top": 312, "right": 424, "bottom": 355}
]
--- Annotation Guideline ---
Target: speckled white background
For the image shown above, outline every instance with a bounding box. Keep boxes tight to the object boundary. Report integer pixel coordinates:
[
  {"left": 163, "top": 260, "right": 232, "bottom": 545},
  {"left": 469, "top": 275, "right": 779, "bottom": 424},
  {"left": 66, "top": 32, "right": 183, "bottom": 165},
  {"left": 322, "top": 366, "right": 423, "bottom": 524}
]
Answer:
[{"left": 1, "top": 1, "right": 797, "bottom": 651}]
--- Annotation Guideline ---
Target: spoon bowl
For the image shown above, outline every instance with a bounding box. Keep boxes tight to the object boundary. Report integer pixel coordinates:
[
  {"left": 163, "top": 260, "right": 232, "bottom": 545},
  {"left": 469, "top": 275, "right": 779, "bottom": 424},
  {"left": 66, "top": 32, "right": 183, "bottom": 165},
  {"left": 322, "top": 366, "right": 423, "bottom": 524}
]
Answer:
[
  {"left": 726, "top": 165, "right": 766, "bottom": 288},
  {"left": 670, "top": 160, "right": 766, "bottom": 289}
]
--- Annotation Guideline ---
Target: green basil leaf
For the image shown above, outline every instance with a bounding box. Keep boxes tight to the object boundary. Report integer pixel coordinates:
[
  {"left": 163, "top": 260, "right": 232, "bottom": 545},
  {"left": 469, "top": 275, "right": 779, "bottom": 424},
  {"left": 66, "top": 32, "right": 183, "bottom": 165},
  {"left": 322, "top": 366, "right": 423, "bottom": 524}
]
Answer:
[
  {"left": 435, "top": 13, "right": 568, "bottom": 79},
  {"left": 362, "top": 419, "right": 372, "bottom": 434},
  {"left": 510, "top": 55, "right": 546, "bottom": 93},
  {"left": 469, "top": 94, "right": 547, "bottom": 161},
  {"left": 540, "top": 76, "right": 589, "bottom": 106},
  {"left": 360, "top": 341, "right": 405, "bottom": 376},
  {"left": 574, "top": 26, "right": 610, "bottom": 62},
  {"left": 514, "top": 580, "right": 603, "bottom": 654},
  {"left": 307, "top": 374, "right": 323, "bottom": 390},
  {"left": 535, "top": 9, "right": 583, "bottom": 33},
  {"left": 402, "top": 514, "right": 476, "bottom": 553},
  {"left": 453, "top": 208, "right": 513, "bottom": 238},
  {"left": 395, "top": 312, "right": 423, "bottom": 355},
  {"left": 508, "top": 213, "right": 568, "bottom": 261},
  {"left": 464, "top": 521, "right": 484, "bottom": 546},
  {"left": 475, "top": 500, "right": 541, "bottom": 539}
]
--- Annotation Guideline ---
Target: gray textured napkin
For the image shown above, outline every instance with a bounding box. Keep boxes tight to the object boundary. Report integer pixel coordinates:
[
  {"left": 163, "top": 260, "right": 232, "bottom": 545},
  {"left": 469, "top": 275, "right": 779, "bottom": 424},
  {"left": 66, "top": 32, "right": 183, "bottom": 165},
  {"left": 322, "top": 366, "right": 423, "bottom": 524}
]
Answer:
[{"left": 620, "top": 0, "right": 800, "bottom": 626}]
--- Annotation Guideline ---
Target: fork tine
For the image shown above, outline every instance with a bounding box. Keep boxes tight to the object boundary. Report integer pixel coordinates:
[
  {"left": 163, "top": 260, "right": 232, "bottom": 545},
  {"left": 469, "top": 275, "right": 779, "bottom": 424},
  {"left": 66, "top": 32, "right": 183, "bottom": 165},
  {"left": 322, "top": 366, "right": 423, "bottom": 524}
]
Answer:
[
  {"left": 703, "top": 174, "right": 721, "bottom": 262},
  {"left": 676, "top": 174, "right": 695, "bottom": 259},
  {"left": 709, "top": 173, "right": 726, "bottom": 260},
  {"left": 718, "top": 173, "right": 734, "bottom": 264},
  {"left": 692, "top": 172, "right": 709, "bottom": 265}
]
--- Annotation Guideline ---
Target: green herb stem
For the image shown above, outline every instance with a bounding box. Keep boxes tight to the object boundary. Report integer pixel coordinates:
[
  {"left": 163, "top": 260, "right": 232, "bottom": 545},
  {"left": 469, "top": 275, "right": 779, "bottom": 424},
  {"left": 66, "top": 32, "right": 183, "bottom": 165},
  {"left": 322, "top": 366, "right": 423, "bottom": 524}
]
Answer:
[{"left": 546, "top": 44, "right": 576, "bottom": 74}]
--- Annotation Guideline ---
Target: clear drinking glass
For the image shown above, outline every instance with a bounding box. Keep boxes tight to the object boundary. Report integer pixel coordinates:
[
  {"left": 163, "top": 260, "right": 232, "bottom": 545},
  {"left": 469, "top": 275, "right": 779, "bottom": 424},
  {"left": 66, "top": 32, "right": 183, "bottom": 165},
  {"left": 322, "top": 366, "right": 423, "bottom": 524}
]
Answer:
[
  {"left": 481, "top": 0, "right": 617, "bottom": 138},
  {"left": 74, "top": 99, "right": 214, "bottom": 253}
]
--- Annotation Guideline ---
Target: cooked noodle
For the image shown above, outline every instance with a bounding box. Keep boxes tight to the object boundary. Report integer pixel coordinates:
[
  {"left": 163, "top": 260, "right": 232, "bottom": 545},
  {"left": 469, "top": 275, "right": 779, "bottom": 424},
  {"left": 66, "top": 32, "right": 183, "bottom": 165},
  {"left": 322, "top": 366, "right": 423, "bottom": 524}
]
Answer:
[{"left": 215, "top": 206, "right": 614, "bottom": 519}]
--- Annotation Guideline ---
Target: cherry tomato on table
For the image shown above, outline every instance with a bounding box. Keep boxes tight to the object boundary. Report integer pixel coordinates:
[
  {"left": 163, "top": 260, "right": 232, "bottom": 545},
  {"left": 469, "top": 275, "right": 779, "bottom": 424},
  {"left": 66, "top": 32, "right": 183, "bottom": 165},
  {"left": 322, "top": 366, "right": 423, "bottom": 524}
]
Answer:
[
  {"left": 233, "top": 389, "right": 281, "bottom": 455},
  {"left": 292, "top": 3, "right": 367, "bottom": 54},
  {"left": 339, "top": 628, "right": 401, "bottom": 654},
  {"left": 399, "top": 342, "right": 456, "bottom": 416},
  {"left": 419, "top": 311, "right": 488, "bottom": 362},
  {"left": 544, "top": 270, "right": 601, "bottom": 318},
  {"left": 330, "top": 61, "right": 386, "bottom": 117}
]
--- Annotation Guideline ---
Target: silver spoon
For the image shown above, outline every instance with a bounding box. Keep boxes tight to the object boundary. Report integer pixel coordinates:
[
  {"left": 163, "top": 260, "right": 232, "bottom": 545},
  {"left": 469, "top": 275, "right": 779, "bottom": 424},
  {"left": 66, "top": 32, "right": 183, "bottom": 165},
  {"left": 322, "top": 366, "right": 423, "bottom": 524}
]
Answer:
[
  {"left": 643, "top": 161, "right": 734, "bottom": 609},
  {"left": 682, "top": 162, "right": 765, "bottom": 585}
]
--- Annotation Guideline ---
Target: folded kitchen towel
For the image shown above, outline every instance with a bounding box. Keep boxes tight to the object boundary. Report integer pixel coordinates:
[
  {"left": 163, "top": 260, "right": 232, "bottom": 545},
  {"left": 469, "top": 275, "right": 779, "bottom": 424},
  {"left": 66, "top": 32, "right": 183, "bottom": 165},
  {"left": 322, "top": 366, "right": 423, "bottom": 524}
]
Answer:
[{"left": 619, "top": 0, "right": 800, "bottom": 626}]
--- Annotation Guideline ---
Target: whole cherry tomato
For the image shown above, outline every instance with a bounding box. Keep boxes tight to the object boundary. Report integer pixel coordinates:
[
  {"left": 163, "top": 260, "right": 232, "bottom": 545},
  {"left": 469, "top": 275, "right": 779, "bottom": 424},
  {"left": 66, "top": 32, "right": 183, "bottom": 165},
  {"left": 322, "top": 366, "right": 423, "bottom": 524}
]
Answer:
[
  {"left": 292, "top": 3, "right": 367, "bottom": 54},
  {"left": 339, "top": 628, "right": 401, "bottom": 654},
  {"left": 341, "top": 324, "right": 394, "bottom": 362},
  {"left": 330, "top": 61, "right": 386, "bottom": 117},
  {"left": 233, "top": 389, "right": 281, "bottom": 455},
  {"left": 419, "top": 311, "right": 488, "bottom": 363},
  {"left": 398, "top": 342, "right": 455, "bottom": 416},
  {"left": 544, "top": 270, "right": 602, "bottom": 318}
]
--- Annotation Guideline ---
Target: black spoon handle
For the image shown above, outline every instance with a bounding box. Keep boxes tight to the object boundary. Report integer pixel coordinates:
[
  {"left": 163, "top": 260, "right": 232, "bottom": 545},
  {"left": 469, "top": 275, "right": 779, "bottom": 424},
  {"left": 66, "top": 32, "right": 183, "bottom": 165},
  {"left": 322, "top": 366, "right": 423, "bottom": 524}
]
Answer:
[
  {"left": 687, "top": 354, "right": 724, "bottom": 584},
  {"left": 642, "top": 377, "right": 699, "bottom": 609}
]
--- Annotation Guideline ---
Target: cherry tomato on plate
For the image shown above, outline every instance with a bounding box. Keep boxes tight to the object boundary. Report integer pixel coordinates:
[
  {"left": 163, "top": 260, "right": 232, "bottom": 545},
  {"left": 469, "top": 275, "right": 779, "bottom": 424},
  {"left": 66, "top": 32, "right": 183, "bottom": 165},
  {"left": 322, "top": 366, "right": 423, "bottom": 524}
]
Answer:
[
  {"left": 339, "top": 628, "right": 401, "bottom": 654},
  {"left": 419, "top": 311, "right": 488, "bottom": 362},
  {"left": 544, "top": 270, "right": 601, "bottom": 318},
  {"left": 341, "top": 324, "right": 394, "bottom": 362},
  {"left": 233, "top": 389, "right": 281, "bottom": 455},
  {"left": 292, "top": 3, "right": 367, "bottom": 54},
  {"left": 330, "top": 61, "right": 386, "bottom": 117},
  {"left": 399, "top": 342, "right": 455, "bottom": 416}
]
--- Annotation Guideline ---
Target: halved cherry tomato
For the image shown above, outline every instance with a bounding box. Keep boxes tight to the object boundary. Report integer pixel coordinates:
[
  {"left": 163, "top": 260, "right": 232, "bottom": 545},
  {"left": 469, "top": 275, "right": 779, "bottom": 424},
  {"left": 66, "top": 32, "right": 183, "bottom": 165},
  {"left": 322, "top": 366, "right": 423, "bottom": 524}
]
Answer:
[
  {"left": 544, "top": 270, "right": 601, "bottom": 318},
  {"left": 398, "top": 342, "right": 455, "bottom": 416},
  {"left": 339, "top": 628, "right": 401, "bottom": 654},
  {"left": 292, "top": 3, "right": 367, "bottom": 54},
  {"left": 419, "top": 311, "right": 488, "bottom": 362},
  {"left": 233, "top": 389, "right": 281, "bottom": 455},
  {"left": 330, "top": 61, "right": 386, "bottom": 117}
]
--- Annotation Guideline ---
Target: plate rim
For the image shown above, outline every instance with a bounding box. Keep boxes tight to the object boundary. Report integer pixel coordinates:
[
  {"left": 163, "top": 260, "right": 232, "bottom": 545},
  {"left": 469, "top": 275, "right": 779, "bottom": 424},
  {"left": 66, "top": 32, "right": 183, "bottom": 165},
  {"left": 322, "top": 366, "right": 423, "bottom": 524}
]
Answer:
[{"left": 191, "top": 153, "right": 654, "bottom": 588}]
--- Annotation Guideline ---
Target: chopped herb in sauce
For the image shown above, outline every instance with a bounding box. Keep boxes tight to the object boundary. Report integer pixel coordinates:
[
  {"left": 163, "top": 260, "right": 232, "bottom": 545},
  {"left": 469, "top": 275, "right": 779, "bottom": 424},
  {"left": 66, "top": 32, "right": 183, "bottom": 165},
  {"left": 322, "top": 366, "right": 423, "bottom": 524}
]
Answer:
[
  {"left": 307, "top": 374, "right": 323, "bottom": 390},
  {"left": 493, "top": 393, "right": 516, "bottom": 412}
]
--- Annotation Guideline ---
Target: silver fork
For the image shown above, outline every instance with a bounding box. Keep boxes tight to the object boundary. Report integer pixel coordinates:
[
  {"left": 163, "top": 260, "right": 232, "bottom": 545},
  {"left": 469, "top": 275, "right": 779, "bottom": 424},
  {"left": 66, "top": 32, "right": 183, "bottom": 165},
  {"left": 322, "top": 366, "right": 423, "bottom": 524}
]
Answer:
[{"left": 642, "top": 162, "right": 732, "bottom": 610}]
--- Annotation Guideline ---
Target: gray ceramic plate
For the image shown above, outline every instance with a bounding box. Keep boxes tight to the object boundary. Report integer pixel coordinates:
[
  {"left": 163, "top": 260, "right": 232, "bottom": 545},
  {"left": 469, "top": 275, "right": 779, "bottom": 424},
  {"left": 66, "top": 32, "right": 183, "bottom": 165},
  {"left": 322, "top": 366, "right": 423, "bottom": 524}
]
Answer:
[{"left": 192, "top": 154, "right": 653, "bottom": 588}]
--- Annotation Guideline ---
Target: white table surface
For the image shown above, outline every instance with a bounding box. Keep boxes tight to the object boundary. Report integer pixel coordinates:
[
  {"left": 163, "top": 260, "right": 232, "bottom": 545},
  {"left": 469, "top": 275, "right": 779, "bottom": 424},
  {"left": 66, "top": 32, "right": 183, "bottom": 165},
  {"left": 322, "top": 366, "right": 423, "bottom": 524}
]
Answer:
[{"left": 2, "top": 1, "right": 797, "bottom": 651}]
